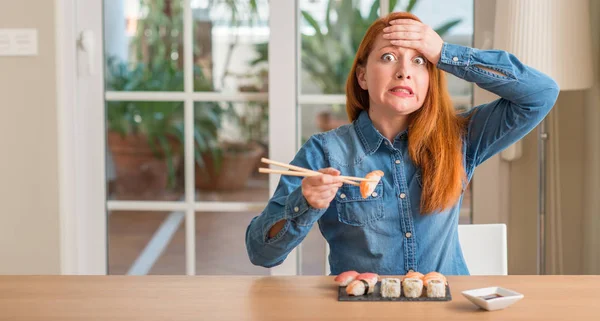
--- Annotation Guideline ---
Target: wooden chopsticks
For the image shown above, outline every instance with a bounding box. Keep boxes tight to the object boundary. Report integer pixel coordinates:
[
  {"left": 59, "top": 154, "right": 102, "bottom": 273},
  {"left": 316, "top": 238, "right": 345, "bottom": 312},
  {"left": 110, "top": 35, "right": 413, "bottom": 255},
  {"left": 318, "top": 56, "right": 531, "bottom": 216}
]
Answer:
[{"left": 258, "top": 158, "right": 379, "bottom": 186}]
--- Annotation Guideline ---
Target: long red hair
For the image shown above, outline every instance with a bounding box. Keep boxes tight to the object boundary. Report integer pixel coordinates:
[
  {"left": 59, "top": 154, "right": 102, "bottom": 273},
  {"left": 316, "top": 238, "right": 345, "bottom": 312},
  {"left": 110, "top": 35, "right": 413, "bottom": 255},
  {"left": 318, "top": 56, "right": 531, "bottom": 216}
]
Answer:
[{"left": 346, "top": 12, "right": 468, "bottom": 214}]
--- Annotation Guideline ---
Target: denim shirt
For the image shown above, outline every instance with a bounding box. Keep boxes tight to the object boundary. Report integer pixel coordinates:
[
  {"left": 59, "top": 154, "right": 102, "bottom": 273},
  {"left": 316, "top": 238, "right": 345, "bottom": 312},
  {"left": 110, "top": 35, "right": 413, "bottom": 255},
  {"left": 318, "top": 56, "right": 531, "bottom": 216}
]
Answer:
[{"left": 245, "top": 43, "right": 559, "bottom": 276}]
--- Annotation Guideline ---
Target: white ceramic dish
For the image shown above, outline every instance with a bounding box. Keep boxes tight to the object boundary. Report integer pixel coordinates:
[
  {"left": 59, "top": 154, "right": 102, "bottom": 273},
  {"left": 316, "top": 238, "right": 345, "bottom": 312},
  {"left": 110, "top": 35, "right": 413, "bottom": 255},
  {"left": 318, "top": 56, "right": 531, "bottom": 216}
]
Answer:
[{"left": 461, "top": 287, "right": 524, "bottom": 311}]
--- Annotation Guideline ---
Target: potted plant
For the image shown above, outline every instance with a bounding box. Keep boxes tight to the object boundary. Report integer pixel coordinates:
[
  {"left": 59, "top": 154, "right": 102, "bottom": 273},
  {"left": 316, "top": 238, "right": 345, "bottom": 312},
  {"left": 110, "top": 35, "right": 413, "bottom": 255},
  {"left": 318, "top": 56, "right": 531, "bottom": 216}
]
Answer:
[
  {"left": 192, "top": 1, "right": 267, "bottom": 191},
  {"left": 105, "top": 57, "right": 185, "bottom": 199},
  {"left": 194, "top": 69, "right": 268, "bottom": 191},
  {"left": 105, "top": 0, "right": 233, "bottom": 198}
]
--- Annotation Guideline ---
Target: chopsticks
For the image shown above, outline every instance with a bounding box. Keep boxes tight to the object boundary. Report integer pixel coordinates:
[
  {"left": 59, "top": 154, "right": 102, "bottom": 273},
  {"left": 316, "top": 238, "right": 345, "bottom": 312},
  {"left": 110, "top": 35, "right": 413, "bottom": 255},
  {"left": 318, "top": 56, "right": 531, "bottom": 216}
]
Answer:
[{"left": 258, "top": 158, "right": 379, "bottom": 186}]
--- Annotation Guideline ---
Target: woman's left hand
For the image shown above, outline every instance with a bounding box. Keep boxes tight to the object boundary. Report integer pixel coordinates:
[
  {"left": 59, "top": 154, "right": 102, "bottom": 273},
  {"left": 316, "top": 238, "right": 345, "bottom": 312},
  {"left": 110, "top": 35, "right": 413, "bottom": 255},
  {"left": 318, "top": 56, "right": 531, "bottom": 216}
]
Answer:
[{"left": 383, "top": 19, "right": 444, "bottom": 65}]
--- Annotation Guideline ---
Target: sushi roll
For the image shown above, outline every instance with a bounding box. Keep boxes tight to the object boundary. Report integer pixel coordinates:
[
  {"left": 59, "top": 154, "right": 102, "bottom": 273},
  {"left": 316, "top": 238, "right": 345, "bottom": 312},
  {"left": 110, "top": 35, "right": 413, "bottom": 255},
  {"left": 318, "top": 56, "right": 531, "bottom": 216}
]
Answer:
[
  {"left": 402, "top": 277, "right": 423, "bottom": 298},
  {"left": 423, "top": 272, "right": 447, "bottom": 286},
  {"left": 346, "top": 279, "right": 375, "bottom": 296},
  {"left": 334, "top": 270, "right": 359, "bottom": 286},
  {"left": 359, "top": 170, "right": 384, "bottom": 198},
  {"left": 402, "top": 271, "right": 425, "bottom": 281},
  {"left": 380, "top": 278, "right": 401, "bottom": 298},
  {"left": 426, "top": 279, "right": 446, "bottom": 298}
]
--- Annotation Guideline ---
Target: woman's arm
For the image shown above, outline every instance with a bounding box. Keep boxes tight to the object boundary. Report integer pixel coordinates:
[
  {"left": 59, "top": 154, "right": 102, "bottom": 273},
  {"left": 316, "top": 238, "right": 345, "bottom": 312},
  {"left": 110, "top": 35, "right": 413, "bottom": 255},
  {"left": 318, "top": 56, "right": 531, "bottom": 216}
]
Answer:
[
  {"left": 384, "top": 19, "right": 559, "bottom": 166},
  {"left": 245, "top": 135, "right": 332, "bottom": 268},
  {"left": 438, "top": 43, "right": 559, "bottom": 166}
]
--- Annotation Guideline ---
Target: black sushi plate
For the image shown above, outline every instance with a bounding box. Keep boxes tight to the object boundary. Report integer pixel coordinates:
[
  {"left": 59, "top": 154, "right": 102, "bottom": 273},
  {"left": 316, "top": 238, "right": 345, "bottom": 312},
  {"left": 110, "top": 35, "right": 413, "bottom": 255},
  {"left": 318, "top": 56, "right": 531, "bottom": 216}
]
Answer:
[{"left": 338, "top": 282, "right": 452, "bottom": 301}]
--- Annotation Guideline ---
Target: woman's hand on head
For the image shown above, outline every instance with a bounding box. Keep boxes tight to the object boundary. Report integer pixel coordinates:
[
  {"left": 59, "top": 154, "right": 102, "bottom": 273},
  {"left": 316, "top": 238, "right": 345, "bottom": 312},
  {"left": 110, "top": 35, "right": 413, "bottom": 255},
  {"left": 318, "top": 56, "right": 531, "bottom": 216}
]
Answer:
[
  {"left": 383, "top": 19, "right": 444, "bottom": 65},
  {"left": 301, "top": 168, "right": 343, "bottom": 209}
]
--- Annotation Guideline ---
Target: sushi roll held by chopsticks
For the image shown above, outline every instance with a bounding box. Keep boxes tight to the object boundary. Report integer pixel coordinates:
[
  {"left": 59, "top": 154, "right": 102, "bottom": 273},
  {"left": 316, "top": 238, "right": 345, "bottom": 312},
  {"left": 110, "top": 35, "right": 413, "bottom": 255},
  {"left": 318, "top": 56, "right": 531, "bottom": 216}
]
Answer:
[{"left": 258, "top": 158, "right": 384, "bottom": 199}]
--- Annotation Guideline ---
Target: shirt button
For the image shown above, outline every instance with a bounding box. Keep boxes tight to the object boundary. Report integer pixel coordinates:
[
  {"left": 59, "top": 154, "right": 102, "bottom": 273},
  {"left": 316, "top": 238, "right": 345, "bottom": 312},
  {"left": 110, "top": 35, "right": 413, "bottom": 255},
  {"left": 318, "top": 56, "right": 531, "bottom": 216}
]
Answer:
[
  {"left": 452, "top": 56, "right": 459, "bottom": 62},
  {"left": 384, "top": 141, "right": 389, "bottom": 146},
  {"left": 371, "top": 192, "right": 378, "bottom": 197},
  {"left": 405, "top": 232, "right": 412, "bottom": 238},
  {"left": 395, "top": 160, "right": 400, "bottom": 164},
  {"left": 340, "top": 193, "right": 346, "bottom": 199},
  {"left": 399, "top": 193, "right": 406, "bottom": 199},
  {"left": 294, "top": 206, "right": 299, "bottom": 213}
]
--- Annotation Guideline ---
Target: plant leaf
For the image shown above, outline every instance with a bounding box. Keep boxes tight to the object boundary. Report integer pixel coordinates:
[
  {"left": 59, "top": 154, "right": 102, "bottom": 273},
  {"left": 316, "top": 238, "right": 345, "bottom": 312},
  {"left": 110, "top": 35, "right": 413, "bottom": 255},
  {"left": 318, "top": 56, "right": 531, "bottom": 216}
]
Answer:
[{"left": 434, "top": 18, "right": 462, "bottom": 37}]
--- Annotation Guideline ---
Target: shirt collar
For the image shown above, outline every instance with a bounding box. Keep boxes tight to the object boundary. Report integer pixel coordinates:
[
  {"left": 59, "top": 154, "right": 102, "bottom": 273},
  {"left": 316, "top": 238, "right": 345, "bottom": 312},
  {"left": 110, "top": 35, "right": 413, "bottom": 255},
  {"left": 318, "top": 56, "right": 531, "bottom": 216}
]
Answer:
[{"left": 355, "top": 110, "right": 409, "bottom": 154}]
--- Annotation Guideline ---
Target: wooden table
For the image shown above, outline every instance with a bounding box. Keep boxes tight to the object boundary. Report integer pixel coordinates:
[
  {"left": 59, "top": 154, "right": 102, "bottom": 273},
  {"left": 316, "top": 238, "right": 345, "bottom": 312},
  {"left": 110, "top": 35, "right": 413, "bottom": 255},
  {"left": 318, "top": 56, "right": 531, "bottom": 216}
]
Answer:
[{"left": 0, "top": 276, "right": 598, "bottom": 320}]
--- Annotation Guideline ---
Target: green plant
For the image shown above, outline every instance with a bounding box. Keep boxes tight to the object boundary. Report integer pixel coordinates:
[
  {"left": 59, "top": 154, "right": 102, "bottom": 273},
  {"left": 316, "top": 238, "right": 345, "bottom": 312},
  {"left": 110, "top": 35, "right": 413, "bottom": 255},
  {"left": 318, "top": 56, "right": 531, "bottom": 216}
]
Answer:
[
  {"left": 106, "top": 57, "right": 224, "bottom": 188},
  {"left": 246, "top": 0, "right": 464, "bottom": 139},
  {"left": 300, "top": 0, "right": 463, "bottom": 94},
  {"left": 106, "top": 0, "right": 264, "bottom": 188}
]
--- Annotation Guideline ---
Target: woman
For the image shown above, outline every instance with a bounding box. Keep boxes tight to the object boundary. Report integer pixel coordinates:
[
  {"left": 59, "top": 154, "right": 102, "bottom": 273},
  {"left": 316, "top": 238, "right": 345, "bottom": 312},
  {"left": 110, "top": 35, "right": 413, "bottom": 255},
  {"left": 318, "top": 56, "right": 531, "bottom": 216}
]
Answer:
[{"left": 245, "top": 12, "right": 559, "bottom": 275}]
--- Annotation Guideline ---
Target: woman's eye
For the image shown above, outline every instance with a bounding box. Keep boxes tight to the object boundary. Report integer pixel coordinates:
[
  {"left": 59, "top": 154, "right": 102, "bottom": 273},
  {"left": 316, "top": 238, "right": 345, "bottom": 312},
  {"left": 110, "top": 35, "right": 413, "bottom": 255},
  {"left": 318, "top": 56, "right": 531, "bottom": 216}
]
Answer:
[
  {"left": 382, "top": 53, "right": 396, "bottom": 62},
  {"left": 414, "top": 56, "right": 426, "bottom": 65}
]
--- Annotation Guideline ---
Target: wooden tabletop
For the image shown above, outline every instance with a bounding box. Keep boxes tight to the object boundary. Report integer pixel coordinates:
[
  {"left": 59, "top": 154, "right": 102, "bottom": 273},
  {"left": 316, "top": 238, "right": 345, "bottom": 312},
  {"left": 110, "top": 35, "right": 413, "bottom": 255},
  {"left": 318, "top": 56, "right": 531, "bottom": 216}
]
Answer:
[{"left": 0, "top": 275, "right": 598, "bottom": 320}]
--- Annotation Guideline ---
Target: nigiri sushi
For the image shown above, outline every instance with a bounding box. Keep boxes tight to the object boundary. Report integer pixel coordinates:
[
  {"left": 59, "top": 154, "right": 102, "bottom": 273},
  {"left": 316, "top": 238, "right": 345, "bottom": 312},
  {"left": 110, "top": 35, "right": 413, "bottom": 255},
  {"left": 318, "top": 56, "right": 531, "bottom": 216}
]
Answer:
[
  {"left": 345, "top": 272, "right": 379, "bottom": 296},
  {"left": 356, "top": 272, "right": 379, "bottom": 286},
  {"left": 360, "top": 170, "right": 384, "bottom": 198},
  {"left": 334, "top": 270, "right": 359, "bottom": 286},
  {"left": 346, "top": 278, "right": 377, "bottom": 296}
]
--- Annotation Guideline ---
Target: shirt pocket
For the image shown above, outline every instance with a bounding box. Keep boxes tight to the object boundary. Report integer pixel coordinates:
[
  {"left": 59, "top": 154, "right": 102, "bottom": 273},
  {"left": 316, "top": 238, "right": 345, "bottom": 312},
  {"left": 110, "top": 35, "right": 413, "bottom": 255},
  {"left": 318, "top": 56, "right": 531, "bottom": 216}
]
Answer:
[{"left": 335, "top": 182, "right": 384, "bottom": 226}]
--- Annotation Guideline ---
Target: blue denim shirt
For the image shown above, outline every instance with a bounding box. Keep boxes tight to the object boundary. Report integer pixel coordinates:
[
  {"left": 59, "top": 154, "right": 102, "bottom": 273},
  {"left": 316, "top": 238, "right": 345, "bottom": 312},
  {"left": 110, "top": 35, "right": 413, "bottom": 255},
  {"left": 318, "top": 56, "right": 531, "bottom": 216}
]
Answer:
[{"left": 245, "top": 43, "right": 559, "bottom": 275}]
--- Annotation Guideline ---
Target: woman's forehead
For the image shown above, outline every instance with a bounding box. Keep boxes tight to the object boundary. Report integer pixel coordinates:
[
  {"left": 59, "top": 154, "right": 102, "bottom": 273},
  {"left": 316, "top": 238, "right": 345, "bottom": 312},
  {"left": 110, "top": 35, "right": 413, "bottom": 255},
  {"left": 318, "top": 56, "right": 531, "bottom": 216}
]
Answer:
[{"left": 371, "top": 35, "right": 420, "bottom": 56}]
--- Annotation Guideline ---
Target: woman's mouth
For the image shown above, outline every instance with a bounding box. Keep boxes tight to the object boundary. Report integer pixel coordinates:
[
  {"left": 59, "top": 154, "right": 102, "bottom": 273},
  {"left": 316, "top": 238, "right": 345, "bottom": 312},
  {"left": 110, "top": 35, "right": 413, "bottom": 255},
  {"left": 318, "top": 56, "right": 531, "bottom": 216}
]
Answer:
[{"left": 389, "top": 86, "right": 414, "bottom": 98}]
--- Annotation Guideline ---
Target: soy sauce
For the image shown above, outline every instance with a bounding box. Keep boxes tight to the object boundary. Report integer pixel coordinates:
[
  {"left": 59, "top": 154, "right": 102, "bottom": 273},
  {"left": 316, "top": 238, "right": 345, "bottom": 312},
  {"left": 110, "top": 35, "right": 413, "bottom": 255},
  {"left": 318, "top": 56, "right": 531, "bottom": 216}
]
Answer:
[{"left": 479, "top": 293, "right": 504, "bottom": 300}]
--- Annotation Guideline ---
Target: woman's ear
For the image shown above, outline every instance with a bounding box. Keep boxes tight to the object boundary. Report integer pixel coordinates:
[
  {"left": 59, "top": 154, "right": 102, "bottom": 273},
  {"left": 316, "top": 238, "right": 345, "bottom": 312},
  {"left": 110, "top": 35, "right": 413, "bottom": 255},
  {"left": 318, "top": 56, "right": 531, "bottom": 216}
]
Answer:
[{"left": 356, "top": 65, "right": 368, "bottom": 90}]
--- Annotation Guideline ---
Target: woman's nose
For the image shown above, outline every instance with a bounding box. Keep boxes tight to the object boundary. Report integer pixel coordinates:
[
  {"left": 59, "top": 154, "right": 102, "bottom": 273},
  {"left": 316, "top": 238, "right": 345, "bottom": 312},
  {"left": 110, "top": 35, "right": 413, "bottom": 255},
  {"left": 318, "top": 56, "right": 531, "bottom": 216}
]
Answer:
[{"left": 395, "top": 71, "right": 411, "bottom": 80}]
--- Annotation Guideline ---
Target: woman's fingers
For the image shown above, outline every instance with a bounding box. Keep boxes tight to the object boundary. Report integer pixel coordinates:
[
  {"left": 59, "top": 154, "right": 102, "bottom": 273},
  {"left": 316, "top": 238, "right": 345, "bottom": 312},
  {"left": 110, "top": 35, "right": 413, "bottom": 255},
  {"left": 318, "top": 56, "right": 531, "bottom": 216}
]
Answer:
[
  {"left": 389, "top": 18, "right": 421, "bottom": 26},
  {"left": 304, "top": 168, "right": 342, "bottom": 186},
  {"left": 301, "top": 168, "right": 344, "bottom": 208},
  {"left": 304, "top": 187, "right": 339, "bottom": 209},
  {"left": 305, "top": 183, "right": 342, "bottom": 194},
  {"left": 383, "top": 18, "right": 443, "bottom": 65},
  {"left": 382, "top": 31, "right": 422, "bottom": 40},
  {"left": 383, "top": 24, "right": 423, "bottom": 33}
]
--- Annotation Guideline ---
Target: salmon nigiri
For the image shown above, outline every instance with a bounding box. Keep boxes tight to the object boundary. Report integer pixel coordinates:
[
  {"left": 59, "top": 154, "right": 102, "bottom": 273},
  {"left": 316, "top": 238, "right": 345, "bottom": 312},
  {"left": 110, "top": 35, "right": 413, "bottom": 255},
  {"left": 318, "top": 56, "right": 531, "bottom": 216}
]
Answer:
[
  {"left": 355, "top": 272, "right": 379, "bottom": 285},
  {"left": 334, "top": 270, "right": 359, "bottom": 286},
  {"left": 346, "top": 273, "right": 379, "bottom": 296},
  {"left": 359, "top": 170, "right": 384, "bottom": 198}
]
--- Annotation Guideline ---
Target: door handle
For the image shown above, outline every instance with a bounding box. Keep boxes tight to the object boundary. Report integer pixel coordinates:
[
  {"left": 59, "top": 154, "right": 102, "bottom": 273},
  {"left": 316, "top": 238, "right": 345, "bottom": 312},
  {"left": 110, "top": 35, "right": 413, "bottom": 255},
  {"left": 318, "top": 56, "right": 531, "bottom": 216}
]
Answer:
[{"left": 78, "top": 29, "right": 95, "bottom": 75}]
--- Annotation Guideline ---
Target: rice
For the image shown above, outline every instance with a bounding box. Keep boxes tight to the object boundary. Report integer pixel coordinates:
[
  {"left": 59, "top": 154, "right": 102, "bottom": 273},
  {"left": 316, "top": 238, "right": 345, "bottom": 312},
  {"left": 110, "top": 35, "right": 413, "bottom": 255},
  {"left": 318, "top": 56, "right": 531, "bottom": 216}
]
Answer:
[
  {"left": 426, "top": 279, "right": 446, "bottom": 298},
  {"left": 381, "top": 278, "right": 401, "bottom": 298},
  {"left": 402, "top": 277, "right": 423, "bottom": 298}
]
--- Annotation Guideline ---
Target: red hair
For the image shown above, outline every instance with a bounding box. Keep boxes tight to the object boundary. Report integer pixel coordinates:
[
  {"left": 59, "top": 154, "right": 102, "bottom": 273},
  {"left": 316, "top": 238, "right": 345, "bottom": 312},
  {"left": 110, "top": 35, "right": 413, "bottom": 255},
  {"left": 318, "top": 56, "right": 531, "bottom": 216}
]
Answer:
[{"left": 346, "top": 12, "right": 468, "bottom": 214}]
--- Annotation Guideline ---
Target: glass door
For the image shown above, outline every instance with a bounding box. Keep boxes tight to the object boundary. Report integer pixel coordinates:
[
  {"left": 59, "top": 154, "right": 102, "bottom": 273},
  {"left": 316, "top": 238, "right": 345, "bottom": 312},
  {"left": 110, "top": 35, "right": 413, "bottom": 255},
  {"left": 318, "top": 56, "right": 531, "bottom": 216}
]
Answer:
[
  {"left": 103, "top": 0, "right": 274, "bottom": 275},
  {"left": 73, "top": 0, "right": 475, "bottom": 276}
]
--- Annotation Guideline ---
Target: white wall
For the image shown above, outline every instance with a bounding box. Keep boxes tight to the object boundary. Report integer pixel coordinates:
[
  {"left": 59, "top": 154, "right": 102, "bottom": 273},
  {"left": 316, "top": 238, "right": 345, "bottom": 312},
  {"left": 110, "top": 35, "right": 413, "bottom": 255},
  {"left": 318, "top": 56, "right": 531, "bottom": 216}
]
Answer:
[{"left": 0, "top": 0, "right": 60, "bottom": 274}]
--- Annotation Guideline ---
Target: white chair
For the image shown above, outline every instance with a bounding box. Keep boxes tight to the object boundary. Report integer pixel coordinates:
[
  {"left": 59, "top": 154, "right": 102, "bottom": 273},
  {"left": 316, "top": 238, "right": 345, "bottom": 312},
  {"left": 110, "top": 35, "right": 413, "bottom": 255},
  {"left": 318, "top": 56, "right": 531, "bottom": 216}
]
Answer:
[
  {"left": 325, "top": 224, "right": 507, "bottom": 275},
  {"left": 458, "top": 224, "right": 507, "bottom": 275}
]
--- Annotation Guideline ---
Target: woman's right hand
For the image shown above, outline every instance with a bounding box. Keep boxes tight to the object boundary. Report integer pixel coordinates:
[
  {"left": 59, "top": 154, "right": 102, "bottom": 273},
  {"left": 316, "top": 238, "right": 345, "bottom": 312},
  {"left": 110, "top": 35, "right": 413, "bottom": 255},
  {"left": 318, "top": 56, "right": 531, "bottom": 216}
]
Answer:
[{"left": 301, "top": 168, "right": 343, "bottom": 209}]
